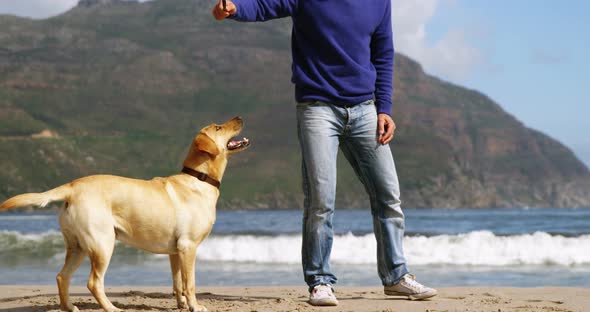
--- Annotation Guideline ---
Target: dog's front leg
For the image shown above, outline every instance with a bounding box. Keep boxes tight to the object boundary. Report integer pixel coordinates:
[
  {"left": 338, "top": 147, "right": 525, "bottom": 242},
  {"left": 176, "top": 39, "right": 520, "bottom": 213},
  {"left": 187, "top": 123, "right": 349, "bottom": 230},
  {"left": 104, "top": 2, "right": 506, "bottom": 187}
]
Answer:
[
  {"left": 178, "top": 239, "right": 207, "bottom": 312},
  {"left": 170, "top": 254, "right": 188, "bottom": 309}
]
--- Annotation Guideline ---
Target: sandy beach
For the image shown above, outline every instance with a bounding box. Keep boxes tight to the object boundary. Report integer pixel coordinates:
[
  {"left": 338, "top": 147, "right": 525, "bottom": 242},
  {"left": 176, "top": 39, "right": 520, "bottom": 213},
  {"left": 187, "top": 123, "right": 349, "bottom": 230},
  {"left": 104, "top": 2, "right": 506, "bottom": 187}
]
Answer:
[{"left": 1, "top": 285, "right": 588, "bottom": 312}]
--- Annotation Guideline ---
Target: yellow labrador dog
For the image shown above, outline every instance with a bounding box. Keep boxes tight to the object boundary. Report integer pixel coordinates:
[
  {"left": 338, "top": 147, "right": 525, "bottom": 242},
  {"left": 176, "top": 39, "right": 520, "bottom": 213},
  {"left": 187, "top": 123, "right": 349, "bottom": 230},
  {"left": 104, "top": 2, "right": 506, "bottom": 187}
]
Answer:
[{"left": 0, "top": 116, "right": 250, "bottom": 312}]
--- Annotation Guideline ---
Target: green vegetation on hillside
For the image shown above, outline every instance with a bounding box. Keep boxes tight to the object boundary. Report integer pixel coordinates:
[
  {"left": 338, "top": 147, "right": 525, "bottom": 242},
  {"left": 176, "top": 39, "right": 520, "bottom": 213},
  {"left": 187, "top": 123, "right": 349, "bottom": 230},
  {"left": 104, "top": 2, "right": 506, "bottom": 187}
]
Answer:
[{"left": 0, "top": 0, "right": 588, "bottom": 209}]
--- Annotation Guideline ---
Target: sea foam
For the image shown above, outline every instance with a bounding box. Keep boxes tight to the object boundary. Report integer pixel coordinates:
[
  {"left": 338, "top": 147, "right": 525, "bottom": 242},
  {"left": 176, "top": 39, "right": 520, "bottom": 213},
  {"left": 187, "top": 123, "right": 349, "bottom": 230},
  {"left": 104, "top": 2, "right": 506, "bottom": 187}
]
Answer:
[
  {"left": 1, "top": 230, "right": 588, "bottom": 266},
  {"left": 198, "top": 231, "right": 590, "bottom": 266}
]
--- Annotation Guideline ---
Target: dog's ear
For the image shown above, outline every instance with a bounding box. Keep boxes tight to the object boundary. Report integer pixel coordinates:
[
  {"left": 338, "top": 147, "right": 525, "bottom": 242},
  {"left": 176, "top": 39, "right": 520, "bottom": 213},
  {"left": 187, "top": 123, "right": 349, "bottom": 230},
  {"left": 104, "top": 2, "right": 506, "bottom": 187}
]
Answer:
[{"left": 195, "top": 134, "right": 220, "bottom": 156}]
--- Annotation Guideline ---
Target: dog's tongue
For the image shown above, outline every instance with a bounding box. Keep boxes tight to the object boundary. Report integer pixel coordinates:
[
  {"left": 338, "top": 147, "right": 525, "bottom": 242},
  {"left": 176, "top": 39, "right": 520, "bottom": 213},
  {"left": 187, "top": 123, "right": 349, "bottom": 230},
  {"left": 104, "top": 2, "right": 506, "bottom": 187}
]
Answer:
[{"left": 228, "top": 137, "right": 249, "bottom": 149}]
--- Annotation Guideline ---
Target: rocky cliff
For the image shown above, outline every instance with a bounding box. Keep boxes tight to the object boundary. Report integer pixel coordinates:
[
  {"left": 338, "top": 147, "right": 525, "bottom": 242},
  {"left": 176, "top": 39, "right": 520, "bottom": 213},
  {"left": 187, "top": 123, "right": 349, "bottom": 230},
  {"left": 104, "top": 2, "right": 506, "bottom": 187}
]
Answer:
[{"left": 0, "top": 0, "right": 588, "bottom": 208}]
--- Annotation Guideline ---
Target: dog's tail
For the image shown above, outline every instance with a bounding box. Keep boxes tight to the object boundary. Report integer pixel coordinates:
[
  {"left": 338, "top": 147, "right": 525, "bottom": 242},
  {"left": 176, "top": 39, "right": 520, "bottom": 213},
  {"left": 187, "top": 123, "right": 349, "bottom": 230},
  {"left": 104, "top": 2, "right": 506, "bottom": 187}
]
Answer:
[{"left": 0, "top": 184, "right": 72, "bottom": 211}]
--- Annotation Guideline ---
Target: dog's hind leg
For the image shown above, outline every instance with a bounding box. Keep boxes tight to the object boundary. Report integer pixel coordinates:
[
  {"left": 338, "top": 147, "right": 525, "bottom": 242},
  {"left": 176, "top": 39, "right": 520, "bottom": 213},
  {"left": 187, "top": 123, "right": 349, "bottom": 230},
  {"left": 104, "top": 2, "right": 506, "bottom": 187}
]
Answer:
[
  {"left": 56, "top": 238, "right": 86, "bottom": 312},
  {"left": 86, "top": 231, "right": 120, "bottom": 312},
  {"left": 170, "top": 254, "right": 189, "bottom": 309}
]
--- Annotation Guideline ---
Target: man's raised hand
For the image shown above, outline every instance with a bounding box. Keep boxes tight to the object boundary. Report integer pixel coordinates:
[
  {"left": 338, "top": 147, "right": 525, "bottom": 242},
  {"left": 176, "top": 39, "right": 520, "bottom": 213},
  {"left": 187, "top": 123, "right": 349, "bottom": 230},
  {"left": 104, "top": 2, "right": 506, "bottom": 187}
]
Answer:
[{"left": 212, "top": 0, "right": 236, "bottom": 20}]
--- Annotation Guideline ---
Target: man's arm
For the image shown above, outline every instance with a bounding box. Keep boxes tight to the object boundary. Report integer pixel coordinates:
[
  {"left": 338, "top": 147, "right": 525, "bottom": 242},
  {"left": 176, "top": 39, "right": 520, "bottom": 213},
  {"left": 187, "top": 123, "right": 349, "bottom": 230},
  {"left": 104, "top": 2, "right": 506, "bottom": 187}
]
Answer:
[
  {"left": 370, "top": 1, "right": 396, "bottom": 144},
  {"left": 371, "top": 1, "right": 394, "bottom": 115},
  {"left": 212, "top": 0, "right": 298, "bottom": 22}
]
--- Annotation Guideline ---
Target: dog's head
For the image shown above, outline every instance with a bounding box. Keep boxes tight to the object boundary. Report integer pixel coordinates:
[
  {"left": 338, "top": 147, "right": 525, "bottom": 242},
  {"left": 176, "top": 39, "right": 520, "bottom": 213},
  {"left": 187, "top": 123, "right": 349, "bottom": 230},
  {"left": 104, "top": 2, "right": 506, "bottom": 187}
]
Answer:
[
  {"left": 194, "top": 116, "right": 250, "bottom": 157},
  {"left": 183, "top": 116, "right": 250, "bottom": 182}
]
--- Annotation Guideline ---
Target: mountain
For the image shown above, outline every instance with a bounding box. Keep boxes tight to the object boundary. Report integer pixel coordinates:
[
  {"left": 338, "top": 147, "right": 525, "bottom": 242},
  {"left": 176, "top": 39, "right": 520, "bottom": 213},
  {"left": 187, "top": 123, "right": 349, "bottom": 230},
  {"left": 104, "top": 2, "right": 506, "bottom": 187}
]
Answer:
[{"left": 0, "top": 0, "right": 588, "bottom": 209}]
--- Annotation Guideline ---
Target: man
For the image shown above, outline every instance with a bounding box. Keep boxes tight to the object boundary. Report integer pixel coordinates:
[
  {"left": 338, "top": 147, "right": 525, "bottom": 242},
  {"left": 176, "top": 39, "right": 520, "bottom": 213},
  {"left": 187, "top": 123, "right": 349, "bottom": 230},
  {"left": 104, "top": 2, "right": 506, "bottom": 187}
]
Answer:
[{"left": 212, "top": 0, "right": 437, "bottom": 306}]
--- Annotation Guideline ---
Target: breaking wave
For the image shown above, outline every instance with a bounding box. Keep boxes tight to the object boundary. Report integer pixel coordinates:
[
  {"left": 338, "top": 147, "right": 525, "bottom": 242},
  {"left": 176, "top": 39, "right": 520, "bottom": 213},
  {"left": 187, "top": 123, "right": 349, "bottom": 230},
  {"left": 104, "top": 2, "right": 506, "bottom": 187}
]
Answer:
[{"left": 1, "top": 230, "right": 589, "bottom": 266}]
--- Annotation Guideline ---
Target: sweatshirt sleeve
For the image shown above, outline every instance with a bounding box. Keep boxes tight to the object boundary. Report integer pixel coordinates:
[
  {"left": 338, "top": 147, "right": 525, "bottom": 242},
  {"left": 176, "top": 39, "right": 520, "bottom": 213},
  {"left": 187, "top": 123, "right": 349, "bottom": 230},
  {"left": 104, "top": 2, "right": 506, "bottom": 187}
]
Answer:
[
  {"left": 370, "top": 1, "right": 394, "bottom": 115},
  {"left": 229, "top": 0, "right": 298, "bottom": 21}
]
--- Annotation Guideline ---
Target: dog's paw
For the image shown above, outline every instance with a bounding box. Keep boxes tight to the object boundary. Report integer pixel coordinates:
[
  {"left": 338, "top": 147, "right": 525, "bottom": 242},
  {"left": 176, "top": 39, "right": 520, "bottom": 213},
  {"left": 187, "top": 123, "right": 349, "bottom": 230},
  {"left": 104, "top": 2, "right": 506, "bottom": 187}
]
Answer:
[
  {"left": 177, "top": 302, "right": 189, "bottom": 310},
  {"left": 189, "top": 304, "right": 207, "bottom": 312},
  {"left": 60, "top": 304, "right": 79, "bottom": 312}
]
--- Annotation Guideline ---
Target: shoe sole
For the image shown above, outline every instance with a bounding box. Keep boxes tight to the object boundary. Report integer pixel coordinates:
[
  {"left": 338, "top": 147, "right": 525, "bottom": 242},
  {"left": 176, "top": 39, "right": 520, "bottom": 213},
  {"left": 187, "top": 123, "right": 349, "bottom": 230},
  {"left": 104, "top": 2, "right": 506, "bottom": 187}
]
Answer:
[
  {"left": 309, "top": 298, "right": 339, "bottom": 306},
  {"left": 384, "top": 290, "right": 438, "bottom": 300}
]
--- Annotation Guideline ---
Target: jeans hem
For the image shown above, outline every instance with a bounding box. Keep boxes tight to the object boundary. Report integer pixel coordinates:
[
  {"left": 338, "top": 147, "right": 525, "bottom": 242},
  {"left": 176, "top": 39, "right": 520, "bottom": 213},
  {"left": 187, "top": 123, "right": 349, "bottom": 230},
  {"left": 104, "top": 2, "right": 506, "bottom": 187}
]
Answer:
[
  {"left": 307, "top": 280, "right": 336, "bottom": 292},
  {"left": 382, "top": 267, "right": 410, "bottom": 287}
]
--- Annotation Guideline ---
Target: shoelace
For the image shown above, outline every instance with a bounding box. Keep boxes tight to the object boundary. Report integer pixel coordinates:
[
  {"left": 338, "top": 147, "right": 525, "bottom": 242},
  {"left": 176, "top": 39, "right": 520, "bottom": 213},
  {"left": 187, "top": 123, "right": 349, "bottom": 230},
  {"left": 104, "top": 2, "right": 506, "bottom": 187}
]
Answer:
[
  {"left": 402, "top": 274, "right": 424, "bottom": 293},
  {"left": 313, "top": 285, "right": 333, "bottom": 297}
]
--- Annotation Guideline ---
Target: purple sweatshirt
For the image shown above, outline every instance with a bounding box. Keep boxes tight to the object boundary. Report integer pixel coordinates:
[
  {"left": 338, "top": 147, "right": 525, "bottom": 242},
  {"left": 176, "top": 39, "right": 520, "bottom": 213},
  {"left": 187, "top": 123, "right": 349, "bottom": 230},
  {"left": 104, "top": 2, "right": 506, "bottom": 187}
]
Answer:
[{"left": 229, "top": 0, "right": 394, "bottom": 115}]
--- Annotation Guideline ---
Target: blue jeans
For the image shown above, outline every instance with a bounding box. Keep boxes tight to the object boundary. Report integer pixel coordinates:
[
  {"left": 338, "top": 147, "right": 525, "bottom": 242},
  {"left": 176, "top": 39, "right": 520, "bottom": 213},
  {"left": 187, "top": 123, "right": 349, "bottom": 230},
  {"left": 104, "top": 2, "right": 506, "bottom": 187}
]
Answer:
[{"left": 297, "top": 99, "right": 409, "bottom": 290}]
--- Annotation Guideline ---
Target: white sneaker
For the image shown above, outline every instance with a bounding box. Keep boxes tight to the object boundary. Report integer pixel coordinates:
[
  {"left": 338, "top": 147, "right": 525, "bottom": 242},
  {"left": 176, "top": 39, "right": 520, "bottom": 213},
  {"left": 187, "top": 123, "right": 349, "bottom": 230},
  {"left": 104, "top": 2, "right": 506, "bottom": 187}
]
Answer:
[
  {"left": 384, "top": 274, "right": 437, "bottom": 300},
  {"left": 309, "top": 284, "right": 338, "bottom": 306}
]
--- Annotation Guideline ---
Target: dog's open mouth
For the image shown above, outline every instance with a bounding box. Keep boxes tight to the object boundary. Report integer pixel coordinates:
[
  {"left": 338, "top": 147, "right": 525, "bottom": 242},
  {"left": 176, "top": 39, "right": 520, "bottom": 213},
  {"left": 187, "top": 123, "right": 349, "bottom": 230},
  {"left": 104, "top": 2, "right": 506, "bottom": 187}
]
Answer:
[{"left": 227, "top": 137, "right": 250, "bottom": 150}]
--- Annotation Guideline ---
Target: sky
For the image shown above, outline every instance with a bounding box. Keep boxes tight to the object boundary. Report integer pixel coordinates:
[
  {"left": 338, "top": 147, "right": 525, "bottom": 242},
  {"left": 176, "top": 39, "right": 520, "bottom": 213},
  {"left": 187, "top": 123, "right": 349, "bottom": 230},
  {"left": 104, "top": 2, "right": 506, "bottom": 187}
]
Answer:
[{"left": 1, "top": 0, "right": 589, "bottom": 166}]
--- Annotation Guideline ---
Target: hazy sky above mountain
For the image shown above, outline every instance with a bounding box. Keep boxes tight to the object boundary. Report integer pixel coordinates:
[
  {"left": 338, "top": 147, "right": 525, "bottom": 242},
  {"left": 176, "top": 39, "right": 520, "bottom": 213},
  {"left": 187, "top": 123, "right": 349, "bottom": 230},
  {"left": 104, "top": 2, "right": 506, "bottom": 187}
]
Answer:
[{"left": 1, "top": 0, "right": 589, "bottom": 166}]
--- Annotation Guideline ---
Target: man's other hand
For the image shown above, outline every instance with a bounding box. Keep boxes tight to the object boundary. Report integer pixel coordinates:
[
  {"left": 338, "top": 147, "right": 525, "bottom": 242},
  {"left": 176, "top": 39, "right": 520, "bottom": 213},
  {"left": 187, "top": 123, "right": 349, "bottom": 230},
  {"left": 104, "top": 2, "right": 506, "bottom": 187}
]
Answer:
[
  {"left": 212, "top": 0, "right": 236, "bottom": 20},
  {"left": 377, "top": 113, "right": 396, "bottom": 145}
]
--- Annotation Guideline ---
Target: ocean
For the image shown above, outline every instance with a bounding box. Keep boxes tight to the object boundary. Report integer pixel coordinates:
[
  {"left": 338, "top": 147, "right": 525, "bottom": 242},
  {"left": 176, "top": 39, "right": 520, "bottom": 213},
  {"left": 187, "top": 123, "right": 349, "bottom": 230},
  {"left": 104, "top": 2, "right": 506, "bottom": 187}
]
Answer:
[{"left": 0, "top": 208, "right": 589, "bottom": 288}]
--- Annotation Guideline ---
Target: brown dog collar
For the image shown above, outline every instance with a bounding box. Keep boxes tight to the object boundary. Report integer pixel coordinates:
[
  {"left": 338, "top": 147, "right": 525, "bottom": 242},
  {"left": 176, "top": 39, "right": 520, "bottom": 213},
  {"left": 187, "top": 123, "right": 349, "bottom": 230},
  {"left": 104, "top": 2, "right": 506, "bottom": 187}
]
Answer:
[{"left": 181, "top": 167, "right": 220, "bottom": 189}]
